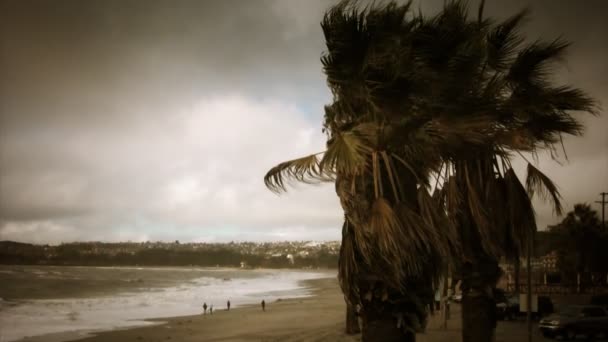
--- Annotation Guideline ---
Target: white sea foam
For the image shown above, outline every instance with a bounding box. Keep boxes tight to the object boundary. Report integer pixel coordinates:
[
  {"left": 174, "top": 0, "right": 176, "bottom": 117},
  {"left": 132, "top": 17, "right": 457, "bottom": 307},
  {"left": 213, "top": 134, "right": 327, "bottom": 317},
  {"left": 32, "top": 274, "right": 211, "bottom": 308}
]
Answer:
[{"left": 0, "top": 269, "right": 332, "bottom": 342}]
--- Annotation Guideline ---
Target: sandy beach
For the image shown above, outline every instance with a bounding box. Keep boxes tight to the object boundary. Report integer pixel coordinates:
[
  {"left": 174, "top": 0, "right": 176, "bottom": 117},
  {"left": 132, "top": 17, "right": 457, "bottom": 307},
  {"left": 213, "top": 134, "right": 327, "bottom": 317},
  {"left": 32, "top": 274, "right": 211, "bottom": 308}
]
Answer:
[
  {"left": 15, "top": 277, "right": 566, "bottom": 342},
  {"left": 13, "top": 277, "right": 457, "bottom": 342},
  {"left": 83, "top": 277, "right": 358, "bottom": 342},
  {"left": 15, "top": 277, "right": 357, "bottom": 342}
]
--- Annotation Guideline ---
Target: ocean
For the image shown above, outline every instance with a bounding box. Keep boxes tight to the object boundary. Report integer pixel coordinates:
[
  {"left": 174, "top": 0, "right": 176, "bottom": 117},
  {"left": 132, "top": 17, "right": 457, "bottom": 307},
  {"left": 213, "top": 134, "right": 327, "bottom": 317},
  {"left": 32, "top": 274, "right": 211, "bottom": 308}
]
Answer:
[{"left": 0, "top": 265, "right": 334, "bottom": 342}]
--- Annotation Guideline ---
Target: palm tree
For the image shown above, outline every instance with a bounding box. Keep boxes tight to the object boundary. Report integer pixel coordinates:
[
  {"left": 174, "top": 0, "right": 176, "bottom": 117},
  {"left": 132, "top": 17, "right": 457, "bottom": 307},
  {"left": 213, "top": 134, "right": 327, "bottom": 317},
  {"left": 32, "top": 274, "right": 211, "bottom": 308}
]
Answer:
[
  {"left": 264, "top": 1, "right": 596, "bottom": 340},
  {"left": 266, "top": 2, "right": 460, "bottom": 340},
  {"left": 550, "top": 204, "right": 606, "bottom": 284},
  {"left": 416, "top": 2, "right": 598, "bottom": 340}
]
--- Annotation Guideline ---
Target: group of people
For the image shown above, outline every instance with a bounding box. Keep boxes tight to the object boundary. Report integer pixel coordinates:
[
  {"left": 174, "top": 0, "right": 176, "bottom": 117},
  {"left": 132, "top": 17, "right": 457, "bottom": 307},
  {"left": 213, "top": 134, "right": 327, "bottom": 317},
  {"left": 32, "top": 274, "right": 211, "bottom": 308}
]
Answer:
[
  {"left": 202, "top": 299, "right": 266, "bottom": 315},
  {"left": 201, "top": 302, "right": 215, "bottom": 315}
]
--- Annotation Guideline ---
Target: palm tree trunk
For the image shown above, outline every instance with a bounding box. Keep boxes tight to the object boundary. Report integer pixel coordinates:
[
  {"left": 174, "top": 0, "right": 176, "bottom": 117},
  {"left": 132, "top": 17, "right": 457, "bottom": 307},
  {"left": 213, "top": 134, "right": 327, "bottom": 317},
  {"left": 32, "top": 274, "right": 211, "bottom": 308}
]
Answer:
[
  {"left": 354, "top": 271, "right": 433, "bottom": 342},
  {"left": 357, "top": 279, "right": 420, "bottom": 342},
  {"left": 514, "top": 256, "right": 520, "bottom": 293},
  {"left": 336, "top": 175, "right": 425, "bottom": 342},
  {"left": 361, "top": 314, "right": 415, "bottom": 342},
  {"left": 460, "top": 259, "right": 501, "bottom": 342},
  {"left": 345, "top": 302, "right": 361, "bottom": 334}
]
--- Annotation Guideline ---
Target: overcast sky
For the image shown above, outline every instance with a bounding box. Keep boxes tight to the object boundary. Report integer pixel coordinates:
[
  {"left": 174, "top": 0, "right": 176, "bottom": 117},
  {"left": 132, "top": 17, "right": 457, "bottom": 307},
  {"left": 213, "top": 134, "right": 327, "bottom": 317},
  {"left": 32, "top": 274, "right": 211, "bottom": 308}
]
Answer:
[{"left": 1, "top": 0, "right": 606, "bottom": 245}]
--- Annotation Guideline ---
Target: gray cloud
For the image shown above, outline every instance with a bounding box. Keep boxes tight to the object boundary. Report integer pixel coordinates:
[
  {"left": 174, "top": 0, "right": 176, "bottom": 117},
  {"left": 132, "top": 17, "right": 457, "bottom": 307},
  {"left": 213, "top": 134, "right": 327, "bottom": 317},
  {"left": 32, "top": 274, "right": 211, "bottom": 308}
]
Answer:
[{"left": 0, "top": 0, "right": 606, "bottom": 244}]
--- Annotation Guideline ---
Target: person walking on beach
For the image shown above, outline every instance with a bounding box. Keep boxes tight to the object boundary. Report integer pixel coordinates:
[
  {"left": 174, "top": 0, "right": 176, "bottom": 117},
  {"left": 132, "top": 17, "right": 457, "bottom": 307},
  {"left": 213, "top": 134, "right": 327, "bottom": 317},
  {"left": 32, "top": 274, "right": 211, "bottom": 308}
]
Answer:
[
  {"left": 227, "top": 300, "right": 231, "bottom": 311},
  {"left": 210, "top": 305, "right": 213, "bottom": 315},
  {"left": 203, "top": 302, "right": 208, "bottom": 315},
  {"left": 261, "top": 299, "right": 266, "bottom": 312}
]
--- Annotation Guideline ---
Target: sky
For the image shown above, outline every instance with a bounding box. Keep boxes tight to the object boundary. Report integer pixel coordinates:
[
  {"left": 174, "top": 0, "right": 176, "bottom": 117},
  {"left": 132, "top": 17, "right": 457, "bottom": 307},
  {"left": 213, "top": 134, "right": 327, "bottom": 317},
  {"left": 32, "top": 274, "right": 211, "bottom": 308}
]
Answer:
[{"left": 1, "top": 0, "right": 607, "bottom": 245}]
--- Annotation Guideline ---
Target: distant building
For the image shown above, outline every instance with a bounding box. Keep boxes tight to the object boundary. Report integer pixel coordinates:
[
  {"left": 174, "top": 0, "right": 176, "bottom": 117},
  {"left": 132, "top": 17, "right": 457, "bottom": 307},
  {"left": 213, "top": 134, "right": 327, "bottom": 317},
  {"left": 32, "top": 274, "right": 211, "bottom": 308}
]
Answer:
[{"left": 540, "top": 251, "right": 559, "bottom": 272}]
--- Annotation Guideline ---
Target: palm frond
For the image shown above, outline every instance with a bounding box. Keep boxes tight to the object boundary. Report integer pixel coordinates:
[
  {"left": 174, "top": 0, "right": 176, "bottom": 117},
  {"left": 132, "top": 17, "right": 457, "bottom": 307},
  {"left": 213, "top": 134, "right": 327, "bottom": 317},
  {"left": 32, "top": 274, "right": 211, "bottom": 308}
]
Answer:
[
  {"left": 486, "top": 8, "right": 527, "bottom": 70},
  {"left": 381, "top": 151, "right": 401, "bottom": 202},
  {"left": 496, "top": 128, "right": 536, "bottom": 152},
  {"left": 321, "top": 0, "right": 370, "bottom": 101},
  {"left": 320, "top": 130, "right": 372, "bottom": 176},
  {"left": 393, "top": 202, "right": 432, "bottom": 268},
  {"left": 542, "top": 86, "right": 599, "bottom": 114},
  {"left": 264, "top": 153, "right": 332, "bottom": 193},
  {"left": 525, "top": 163, "right": 563, "bottom": 215},
  {"left": 507, "top": 38, "right": 570, "bottom": 87},
  {"left": 370, "top": 197, "right": 404, "bottom": 263},
  {"left": 417, "top": 187, "right": 460, "bottom": 258},
  {"left": 504, "top": 168, "right": 537, "bottom": 251},
  {"left": 356, "top": 236, "right": 376, "bottom": 272},
  {"left": 485, "top": 176, "right": 509, "bottom": 249},
  {"left": 424, "top": 115, "right": 495, "bottom": 152},
  {"left": 525, "top": 112, "right": 585, "bottom": 144},
  {"left": 463, "top": 163, "right": 501, "bottom": 257},
  {"left": 391, "top": 153, "right": 424, "bottom": 185},
  {"left": 444, "top": 175, "right": 462, "bottom": 221}
]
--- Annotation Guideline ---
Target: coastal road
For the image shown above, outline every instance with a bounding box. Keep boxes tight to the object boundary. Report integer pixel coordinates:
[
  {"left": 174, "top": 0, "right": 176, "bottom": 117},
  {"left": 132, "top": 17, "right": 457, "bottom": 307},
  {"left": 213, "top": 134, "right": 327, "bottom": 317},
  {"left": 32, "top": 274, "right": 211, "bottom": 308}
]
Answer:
[{"left": 420, "top": 304, "right": 607, "bottom": 342}]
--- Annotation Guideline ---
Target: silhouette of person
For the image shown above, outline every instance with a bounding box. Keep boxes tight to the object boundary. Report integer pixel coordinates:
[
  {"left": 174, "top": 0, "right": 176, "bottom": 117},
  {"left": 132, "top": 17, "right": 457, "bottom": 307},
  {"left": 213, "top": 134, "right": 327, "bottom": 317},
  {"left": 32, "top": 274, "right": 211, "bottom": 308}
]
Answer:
[
  {"left": 227, "top": 300, "right": 231, "bottom": 311},
  {"left": 261, "top": 299, "right": 266, "bottom": 312},
  {"left": 203, "top": 302, "right": 208, "bottom": 315},
  {"left": 210, "top": 305, "right": 213, "bottom": 315}
]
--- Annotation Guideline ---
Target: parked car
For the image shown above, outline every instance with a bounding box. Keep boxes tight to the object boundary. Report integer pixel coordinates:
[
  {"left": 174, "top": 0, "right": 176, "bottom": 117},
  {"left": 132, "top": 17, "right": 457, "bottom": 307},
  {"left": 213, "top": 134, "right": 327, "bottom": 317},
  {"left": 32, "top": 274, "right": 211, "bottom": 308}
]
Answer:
[
  {"left": 590, "top": 294, "right": 608, "bottom": 311},
  {"left": 539, "top": 305, "right": 608, "bottom": 340},
  {"left": 452, "top": 293, "right": 462, "bottom": 303},
  {"left": 495, "top": 289, "right": 519, "bottom": 320},
  {"left": 495, "top": 289, "right": 554, "bottom": 320}
]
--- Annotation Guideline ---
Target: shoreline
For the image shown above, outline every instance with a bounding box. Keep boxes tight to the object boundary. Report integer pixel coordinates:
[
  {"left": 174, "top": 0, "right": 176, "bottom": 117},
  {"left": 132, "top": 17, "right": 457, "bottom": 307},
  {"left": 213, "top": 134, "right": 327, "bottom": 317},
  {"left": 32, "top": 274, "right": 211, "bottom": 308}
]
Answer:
[
  {"left": 0, "top": 265, "right": 336, "bottom": 301},
  {"left": 15, "top": 276, "right": 342, "bottom": 342},
  {"left": 11, "top": 275, "right": 564, "bottom": 342}
]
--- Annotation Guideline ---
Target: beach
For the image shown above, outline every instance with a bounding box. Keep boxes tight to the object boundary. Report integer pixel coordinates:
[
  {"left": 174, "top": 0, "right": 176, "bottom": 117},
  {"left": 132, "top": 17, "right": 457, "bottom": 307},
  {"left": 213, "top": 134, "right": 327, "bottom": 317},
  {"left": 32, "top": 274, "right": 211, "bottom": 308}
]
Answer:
[
  {"left": 14, "top": 277, "right": 356, "bottom": 342},
  {"left": 8, "top": 269, "right": 572, "bottom": 342},
  {"left": 0, "top": 266, "right": 333, "bottom": 342},
  {"left": 21, "top": 277, "right": 576, "bottom": 342}
]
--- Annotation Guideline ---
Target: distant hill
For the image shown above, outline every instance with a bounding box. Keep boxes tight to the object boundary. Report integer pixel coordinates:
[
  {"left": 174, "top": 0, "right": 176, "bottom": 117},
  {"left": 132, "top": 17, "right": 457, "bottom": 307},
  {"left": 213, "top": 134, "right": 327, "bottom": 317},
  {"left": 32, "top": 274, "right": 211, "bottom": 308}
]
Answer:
[{"left": 0, "top": 240, "right": 340, "bottom": 269}]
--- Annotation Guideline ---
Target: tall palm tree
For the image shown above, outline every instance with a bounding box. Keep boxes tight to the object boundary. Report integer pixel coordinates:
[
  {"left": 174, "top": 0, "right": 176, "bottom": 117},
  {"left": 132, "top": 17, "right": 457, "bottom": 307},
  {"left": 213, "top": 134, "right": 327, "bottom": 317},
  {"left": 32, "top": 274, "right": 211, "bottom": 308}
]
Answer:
[
  {"left": 265, "top": 2, "right": 460, "bottom": 340},
  {"left": 414, "top": 2, "right": 598, "bottom": 340},
  {"left": 264, "top": 1, "right": 596, "bottom": 340}
]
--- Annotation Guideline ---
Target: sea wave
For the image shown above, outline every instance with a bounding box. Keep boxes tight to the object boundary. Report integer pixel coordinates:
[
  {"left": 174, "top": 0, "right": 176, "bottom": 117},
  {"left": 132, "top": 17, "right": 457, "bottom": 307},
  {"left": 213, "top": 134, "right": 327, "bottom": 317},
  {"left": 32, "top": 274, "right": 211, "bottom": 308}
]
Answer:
[{"left": 0, "top": 267, "right": 332, "bottom": 342}]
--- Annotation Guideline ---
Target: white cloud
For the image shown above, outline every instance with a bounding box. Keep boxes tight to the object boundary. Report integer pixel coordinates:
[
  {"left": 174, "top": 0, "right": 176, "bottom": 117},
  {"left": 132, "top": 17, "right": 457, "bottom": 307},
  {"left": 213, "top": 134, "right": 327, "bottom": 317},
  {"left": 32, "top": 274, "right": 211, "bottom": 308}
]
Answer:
[{"left": 0, "top": 95, "right": 343, "bottom": 243}]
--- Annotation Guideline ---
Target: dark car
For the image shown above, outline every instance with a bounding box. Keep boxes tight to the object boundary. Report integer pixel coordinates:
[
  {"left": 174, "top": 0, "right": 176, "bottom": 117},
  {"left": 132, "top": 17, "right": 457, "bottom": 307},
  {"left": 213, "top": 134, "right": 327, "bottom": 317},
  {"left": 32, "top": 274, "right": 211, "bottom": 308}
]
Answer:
[
  {"left": 590, "top": 294, "right": 608, "bottom": 311},
  {"left": 539, "top": 305, "right": 608, "bottom": 340},
  {"left": 495, "top": 290, "right": 519, "bottom": 320},
  {"left": 495, "top": 289, "right": 554, "bottom": 320}
]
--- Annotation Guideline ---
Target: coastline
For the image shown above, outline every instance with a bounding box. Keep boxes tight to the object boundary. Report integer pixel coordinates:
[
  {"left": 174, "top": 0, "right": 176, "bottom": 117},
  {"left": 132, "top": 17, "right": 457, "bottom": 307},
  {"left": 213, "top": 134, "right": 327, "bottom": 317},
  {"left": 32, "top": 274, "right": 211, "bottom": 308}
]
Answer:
[
  {"left": 15, "top": 276, "right": 347, "bottom": 342},
  {"left": 10, "top": 275, "right": 557, "bottom": 342}
]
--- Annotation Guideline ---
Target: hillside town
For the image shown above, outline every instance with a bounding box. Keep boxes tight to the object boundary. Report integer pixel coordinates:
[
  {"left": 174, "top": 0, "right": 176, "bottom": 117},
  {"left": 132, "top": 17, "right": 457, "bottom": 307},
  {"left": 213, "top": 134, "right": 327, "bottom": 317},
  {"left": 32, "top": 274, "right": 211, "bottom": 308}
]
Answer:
[{"left": 0, "top": 240, "right": 341, "bottom": 269}]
